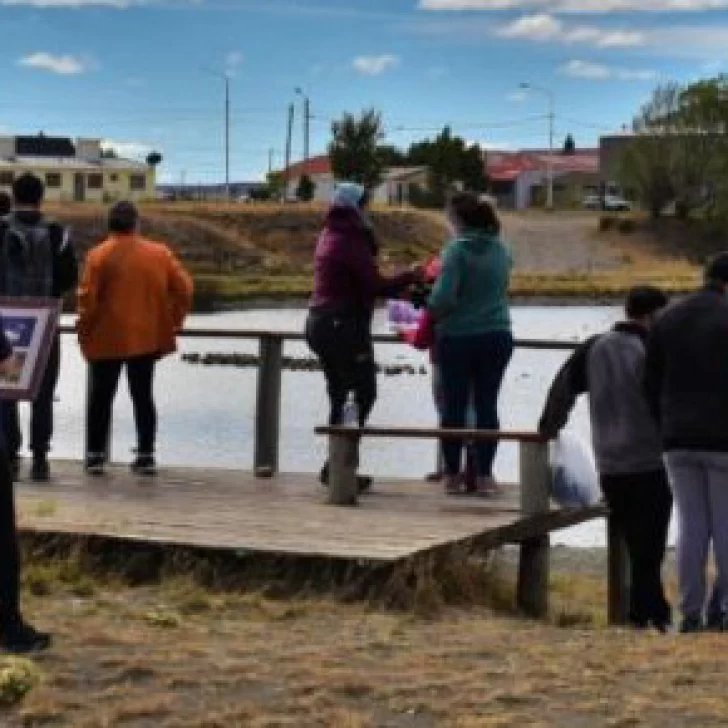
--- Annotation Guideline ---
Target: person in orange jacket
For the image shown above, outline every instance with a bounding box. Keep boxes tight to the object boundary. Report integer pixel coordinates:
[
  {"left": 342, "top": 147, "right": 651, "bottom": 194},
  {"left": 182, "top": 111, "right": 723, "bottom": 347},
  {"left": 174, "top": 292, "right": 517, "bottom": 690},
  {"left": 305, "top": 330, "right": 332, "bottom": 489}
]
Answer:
[{"left": 76, "top": 201, "right": 193, "bottom": 476}]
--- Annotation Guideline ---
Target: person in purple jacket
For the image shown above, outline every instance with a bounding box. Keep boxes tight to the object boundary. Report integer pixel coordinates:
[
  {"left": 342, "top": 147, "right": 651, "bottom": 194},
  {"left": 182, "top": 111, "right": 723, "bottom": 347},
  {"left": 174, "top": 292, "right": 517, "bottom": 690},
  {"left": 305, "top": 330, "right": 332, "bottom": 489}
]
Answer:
[{"left": 305, "top": 183, "right": 421, "bottom": 490}]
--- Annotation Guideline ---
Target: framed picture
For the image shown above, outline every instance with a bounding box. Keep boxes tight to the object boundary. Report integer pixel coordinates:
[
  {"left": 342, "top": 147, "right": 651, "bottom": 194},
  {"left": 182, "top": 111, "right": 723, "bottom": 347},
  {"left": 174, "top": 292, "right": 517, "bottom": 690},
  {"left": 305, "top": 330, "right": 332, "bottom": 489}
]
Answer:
[{"left": 0, "top": 297, "right": 61, "bottom": 401}]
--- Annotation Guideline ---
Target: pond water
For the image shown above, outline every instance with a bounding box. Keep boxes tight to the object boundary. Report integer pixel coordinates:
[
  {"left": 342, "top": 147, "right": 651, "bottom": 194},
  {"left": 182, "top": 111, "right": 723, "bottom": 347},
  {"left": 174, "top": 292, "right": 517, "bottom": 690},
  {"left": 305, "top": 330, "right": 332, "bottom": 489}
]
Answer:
[{"left": 31, "top": 305, "right": 674, "bottom": 547}]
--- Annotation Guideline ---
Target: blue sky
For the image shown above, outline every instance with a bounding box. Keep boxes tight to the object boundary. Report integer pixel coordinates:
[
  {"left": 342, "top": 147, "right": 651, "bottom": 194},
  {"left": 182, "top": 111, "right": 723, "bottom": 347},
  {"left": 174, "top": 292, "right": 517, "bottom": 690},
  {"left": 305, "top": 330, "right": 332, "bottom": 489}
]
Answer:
[{"left": 0, "top": 0, "right": 726, "bottom": 183}]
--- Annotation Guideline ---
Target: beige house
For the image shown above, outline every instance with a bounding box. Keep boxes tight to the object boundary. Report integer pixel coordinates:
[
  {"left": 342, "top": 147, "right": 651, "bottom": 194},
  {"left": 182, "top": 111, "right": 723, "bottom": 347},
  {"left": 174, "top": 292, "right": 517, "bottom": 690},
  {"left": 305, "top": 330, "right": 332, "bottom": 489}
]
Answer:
[{"left": 0, "top": 135, "right": 156, "bottom": 203}]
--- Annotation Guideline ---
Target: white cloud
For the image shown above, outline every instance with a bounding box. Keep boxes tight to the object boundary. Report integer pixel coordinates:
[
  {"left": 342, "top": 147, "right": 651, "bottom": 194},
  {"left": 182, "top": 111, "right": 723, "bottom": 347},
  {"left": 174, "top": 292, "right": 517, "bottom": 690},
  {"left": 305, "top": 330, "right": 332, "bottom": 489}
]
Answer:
[
  {"left": 561, "top": 59, "right": 658, "bottom": 80},
  {"left": 352, "top": 54, "right": 400, "bottom": 76},
  {"left": 420, "top": 0, "right": 728, "bottom": 11},
  {"left": 508, "top": 90, "right": 528, "bottom": 102},
  {"left": 497, "top": 14, "right": 645, "bottom": 47},
  {"left": 101, "top": 139, "right": 155, "bottom": 159},
  {"left": 18, "top": 52, "right": 89, "bottom": 75}
]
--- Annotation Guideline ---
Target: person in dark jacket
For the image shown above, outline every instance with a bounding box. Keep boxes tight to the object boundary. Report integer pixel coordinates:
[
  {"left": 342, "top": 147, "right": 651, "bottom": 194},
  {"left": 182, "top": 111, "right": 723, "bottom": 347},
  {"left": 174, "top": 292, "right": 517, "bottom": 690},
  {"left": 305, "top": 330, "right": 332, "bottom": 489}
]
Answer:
[
  {"left": 0, "top": 174, "right": 78, "bottom": 481},
  {"left": 0, "top": 318, "right": 51, "bottom": 652},
  {"left": 305, "top": 183, "right": 420, "bottom": 489},
  {"left": 645, "top": 254, "right": 728, "bottom": 633},
  {"left": 0, "top": 192, "right": 10, "bottom": 218},
  {"left": 428, "top": 193, "right": 513, "bottom": 496},
  {"left": 540, "top": 286, "right": 672, "bottom": 632}
]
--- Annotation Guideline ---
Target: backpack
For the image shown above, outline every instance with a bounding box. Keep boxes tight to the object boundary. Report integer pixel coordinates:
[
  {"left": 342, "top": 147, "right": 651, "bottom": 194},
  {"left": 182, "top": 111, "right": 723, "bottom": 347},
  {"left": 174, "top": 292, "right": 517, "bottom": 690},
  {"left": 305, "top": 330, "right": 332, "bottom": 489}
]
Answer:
[{"left": 1, "top": 214, "right": 55, "bottom": 297}]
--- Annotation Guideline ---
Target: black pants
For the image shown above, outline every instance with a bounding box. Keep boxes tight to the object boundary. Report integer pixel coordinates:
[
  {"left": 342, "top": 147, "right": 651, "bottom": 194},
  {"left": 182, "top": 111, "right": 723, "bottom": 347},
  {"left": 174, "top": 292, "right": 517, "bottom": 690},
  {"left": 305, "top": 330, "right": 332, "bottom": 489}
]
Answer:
[
  {"left": 3, "top": 336, "right": 60, "bottom": 458},
  {"left": 305, "top": 310, "right": 376, "bottom": 426},
  {"left": 601, "top": 468, "right": 673, "bottom": 627},
  {"left": 0, "top": 448, "right": 20, "bottom": 628},
  {"left": 87, "top": 354, "right": 157, "bottom": 456}
]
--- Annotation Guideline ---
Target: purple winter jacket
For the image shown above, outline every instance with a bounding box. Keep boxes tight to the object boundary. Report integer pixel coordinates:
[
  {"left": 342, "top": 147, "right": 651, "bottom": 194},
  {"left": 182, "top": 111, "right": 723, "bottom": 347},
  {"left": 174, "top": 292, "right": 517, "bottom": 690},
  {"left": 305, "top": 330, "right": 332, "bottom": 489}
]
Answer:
[{"left": 310, "top": 205, "right": 415, "bottom": 317}]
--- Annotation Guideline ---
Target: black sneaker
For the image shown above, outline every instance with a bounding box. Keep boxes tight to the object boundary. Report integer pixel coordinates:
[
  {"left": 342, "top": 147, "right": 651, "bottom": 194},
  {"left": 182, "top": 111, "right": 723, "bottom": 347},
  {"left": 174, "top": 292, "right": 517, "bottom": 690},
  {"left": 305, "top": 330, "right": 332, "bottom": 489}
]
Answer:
[
  {"left": 1, "top": 621, "right": 52, "bottom": 654},
  {"left": 131, "top": 454, "right": 157, "bottom": 476},
  {"left": 84, "top": 454, "right": 106, "bottom": 476},
  {"left": 679, "top": 615, "right": 703, "bottom": 634},
  {"left": 30, "top": 454, "right": 50, "bottom": 482}
]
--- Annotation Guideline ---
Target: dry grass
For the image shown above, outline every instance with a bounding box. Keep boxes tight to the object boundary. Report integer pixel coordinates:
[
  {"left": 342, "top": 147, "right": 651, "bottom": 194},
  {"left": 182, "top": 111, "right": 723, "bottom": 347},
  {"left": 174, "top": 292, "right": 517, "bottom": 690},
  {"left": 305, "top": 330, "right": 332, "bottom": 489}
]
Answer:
[
  {"left": 1, "top": 547, "right": 726, "bottom": 727},
  {"left": 44, "top": 203, "right": 703, "bottom": 304}
]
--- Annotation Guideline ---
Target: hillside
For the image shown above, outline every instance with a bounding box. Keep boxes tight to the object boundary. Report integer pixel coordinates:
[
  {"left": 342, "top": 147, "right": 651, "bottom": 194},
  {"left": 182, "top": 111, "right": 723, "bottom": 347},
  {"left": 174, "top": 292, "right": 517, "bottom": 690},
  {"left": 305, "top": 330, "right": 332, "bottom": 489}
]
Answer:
[{"left": 45, "top": 203, "right": 700, "bottom": 304}]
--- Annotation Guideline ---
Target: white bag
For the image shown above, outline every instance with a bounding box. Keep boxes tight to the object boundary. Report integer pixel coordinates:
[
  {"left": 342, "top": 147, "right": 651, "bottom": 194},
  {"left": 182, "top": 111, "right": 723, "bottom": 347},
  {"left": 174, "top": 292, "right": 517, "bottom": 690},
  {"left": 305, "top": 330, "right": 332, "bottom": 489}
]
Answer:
[{"left": 549, "top": 432, "right": 601, "bottom": 508}]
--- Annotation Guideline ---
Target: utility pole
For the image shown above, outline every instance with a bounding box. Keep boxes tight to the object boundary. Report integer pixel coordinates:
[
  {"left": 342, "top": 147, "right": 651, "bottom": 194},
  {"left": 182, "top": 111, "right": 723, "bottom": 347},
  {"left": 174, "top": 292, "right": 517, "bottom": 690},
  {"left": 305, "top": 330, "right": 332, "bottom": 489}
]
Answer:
[
  {"left": 295, "top": 87, "right": 310, "bottom": 170},
  {"left": 268, "top": 147, "right": 274, "bottom": 176},
  {"left": 284, "top": 103, "right": 295, "bottom": 202},
  {"left": 225, "top": 74, "right": 231, "bottom": 201},
  {"left": 519, "top": 82, "right": 555, "bottom": 211}
]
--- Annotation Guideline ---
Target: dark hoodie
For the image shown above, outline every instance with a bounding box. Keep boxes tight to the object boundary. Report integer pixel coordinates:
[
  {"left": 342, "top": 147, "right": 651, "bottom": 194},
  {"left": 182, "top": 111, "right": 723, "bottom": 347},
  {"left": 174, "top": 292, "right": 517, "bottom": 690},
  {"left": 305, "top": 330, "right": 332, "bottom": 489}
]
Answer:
[{"left": 310, "top": 205, "right": 414, "bottom": 318}]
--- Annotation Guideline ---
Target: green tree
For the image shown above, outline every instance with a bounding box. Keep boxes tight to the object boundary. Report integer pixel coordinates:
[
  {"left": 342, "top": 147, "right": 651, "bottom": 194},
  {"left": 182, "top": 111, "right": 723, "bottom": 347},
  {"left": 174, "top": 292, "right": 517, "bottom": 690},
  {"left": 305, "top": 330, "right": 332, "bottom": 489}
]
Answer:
[
  {"left": 296, "top": 174, "right": 316, "bottom": 202},
  {"left": 146, "top": 151, "right": 163, "bottom": 167},
  {"left": 328, "top": 109, "right": 386, "bottom": 189},
  {"left": 563, "top": 134, "right": 576, "bottom": 155},
  {"left": 407, "top": 127, "right": 487, "bottom": 207},
  {"left": 266, "top": 171, "right": 286, "bottom": 200}
]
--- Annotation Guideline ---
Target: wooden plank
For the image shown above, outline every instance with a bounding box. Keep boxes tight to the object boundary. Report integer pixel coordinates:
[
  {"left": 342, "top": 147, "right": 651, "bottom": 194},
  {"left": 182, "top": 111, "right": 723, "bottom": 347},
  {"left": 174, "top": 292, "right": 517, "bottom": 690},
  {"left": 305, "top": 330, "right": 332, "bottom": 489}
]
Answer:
[
  {"left": 315, "top": 426, "right": 547, "bottom": 444},
  {"left": 15, "top": 462, "right": 605, "bottom": 564},
  {"left": 57, "top": 324, "right": 579, "bottom": 351}
]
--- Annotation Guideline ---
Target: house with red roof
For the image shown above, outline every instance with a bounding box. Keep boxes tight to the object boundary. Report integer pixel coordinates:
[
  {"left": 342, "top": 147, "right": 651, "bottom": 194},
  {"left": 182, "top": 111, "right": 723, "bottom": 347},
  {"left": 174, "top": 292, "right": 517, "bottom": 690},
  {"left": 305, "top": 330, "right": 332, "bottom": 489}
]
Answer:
[
  {"left": 282, "top": 155, "right": 430, "bottom": 205},
  {"left": 487, "top": 149, "right": 600, "bottom": 210}
]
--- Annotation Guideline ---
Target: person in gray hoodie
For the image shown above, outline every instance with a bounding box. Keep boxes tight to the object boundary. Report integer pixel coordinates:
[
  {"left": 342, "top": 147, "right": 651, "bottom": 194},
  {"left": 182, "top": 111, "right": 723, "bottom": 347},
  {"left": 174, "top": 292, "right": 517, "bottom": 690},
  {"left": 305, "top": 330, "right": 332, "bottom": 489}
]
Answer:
[{"left": 539, "top": 286, "right": 672, "bottom": 632}]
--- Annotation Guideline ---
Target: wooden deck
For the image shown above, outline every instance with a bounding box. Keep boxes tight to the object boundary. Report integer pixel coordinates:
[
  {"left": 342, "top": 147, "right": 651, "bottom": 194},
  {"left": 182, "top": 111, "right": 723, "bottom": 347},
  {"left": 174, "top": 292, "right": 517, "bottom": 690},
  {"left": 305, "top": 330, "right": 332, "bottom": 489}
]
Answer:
[{"left": 15, "top": 462, "right": 606, "bottom": 563}]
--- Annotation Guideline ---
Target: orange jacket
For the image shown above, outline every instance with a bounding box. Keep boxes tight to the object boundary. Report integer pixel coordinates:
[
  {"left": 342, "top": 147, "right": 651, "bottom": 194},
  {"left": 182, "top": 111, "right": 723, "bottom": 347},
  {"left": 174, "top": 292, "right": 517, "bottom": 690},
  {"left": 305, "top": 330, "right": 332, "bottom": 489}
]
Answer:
[{"left": 76, "top": 234, "right": 194, "bottom": 361}]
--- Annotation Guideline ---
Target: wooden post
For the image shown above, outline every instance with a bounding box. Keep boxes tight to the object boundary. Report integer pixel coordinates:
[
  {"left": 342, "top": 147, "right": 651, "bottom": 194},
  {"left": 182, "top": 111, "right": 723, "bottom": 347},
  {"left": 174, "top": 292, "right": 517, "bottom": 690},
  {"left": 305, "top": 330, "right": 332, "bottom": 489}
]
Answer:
[
  {"left": 327, "top": 433, "right": 358, "bottom": 506},
  {"left": 517, "top": 441, "right": 551, "bottom": 618},
  {"left": 254, "top": 335, "right": 283, "bottom": 477},
  {"left": 607, "top": 516, "right": 630, "bottom": 625}
]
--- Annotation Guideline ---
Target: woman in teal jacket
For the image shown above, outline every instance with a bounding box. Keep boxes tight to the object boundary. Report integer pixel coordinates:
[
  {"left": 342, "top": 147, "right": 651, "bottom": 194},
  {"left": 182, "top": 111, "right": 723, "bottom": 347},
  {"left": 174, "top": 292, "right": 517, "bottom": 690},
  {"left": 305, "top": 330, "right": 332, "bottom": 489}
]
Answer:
[{"left": 428, "top": 193, "right": 513, "bottom": 496}]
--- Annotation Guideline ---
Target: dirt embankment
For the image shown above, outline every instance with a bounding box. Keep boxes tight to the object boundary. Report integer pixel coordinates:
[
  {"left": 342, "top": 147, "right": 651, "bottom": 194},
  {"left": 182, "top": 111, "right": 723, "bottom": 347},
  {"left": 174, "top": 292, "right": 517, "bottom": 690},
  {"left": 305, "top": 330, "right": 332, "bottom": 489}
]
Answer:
[{"left": 46, "top": 204, "right": 700, "bottom": 301}]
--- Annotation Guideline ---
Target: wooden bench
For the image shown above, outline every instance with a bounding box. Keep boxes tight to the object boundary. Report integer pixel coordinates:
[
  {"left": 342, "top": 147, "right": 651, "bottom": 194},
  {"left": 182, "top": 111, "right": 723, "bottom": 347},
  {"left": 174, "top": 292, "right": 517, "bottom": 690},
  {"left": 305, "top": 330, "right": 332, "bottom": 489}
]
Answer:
[{"left": 315, "top": 425, "right": 628, "bottom": 624}]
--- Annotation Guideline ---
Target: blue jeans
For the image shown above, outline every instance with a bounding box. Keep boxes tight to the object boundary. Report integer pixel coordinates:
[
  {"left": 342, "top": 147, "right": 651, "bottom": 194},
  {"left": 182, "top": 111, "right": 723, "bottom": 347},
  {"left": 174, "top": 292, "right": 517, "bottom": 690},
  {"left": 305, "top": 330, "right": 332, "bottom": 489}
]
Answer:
[{"left": 437, "top": 330, "right": 513, "bottom": 477}]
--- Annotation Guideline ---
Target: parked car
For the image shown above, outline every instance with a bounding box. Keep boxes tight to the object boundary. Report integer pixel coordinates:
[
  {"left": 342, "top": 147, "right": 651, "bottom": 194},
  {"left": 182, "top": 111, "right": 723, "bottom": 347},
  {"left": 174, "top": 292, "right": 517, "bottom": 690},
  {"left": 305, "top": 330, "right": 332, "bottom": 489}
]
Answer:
[{"left": 582, "top": 194, "right": 631, "bottom": 212}]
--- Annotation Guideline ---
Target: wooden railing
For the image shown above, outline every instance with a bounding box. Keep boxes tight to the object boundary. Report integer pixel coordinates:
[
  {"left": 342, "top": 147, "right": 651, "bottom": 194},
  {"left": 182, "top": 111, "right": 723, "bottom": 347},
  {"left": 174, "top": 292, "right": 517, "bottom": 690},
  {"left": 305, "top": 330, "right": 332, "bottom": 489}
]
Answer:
[{"left": 58, "top": 324, "right": 578, "bottom": 475}]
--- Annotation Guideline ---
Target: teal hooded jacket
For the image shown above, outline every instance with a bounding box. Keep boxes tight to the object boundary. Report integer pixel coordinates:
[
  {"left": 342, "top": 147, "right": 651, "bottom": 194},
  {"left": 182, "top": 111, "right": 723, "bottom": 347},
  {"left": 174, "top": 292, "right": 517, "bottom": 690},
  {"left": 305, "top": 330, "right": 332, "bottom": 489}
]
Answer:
[{"left": 427, "top": 230, "right": 512, "bottom": 337}]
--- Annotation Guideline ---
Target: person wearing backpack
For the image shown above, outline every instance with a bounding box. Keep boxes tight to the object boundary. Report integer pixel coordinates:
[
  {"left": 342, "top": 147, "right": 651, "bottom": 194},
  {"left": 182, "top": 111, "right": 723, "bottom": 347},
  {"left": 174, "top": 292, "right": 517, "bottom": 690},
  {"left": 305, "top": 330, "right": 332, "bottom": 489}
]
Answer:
[
  {"left": 539, "top": 286, "right": 672, "bottom": 632},
  {"left": 76, "top": 201, "right": 193, "bottom": 476},
  {"left": 0, "top": 173, "right": 77, "bottom": 481}
]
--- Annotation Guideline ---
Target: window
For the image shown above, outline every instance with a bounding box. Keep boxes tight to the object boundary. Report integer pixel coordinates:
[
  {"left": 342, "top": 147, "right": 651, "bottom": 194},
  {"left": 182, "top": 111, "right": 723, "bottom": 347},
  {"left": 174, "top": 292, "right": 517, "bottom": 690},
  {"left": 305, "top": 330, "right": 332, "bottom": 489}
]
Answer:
[
  {"left": 110, "top": 173, "right": 119, "bottom": 183},
  {"left": 0, "top": 171, "right": 14, "bottom": 186},
  {"left": 130, "top": 174, "right": 147, "bottom": 191},
  {"left": 87, "top": 173, "right": 103, "bottom": 190},
  {"left": 46, "top": 173, "right": 62, "bottom": 188}
]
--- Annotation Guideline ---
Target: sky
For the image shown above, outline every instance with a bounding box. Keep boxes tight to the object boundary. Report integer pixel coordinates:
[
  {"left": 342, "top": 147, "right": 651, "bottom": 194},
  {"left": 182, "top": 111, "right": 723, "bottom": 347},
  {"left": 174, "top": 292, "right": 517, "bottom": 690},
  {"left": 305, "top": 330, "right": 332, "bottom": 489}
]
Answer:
[{"left": 0, "top": 0, "right": 726, "bottom": 184}]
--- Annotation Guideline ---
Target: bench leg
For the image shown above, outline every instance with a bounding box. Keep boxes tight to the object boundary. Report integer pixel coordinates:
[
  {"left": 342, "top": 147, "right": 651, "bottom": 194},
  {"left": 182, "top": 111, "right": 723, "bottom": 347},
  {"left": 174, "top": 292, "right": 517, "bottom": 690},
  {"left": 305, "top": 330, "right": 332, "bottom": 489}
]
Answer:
[{"left": 327, "top": 434, "right": 358, "bottom": 506}]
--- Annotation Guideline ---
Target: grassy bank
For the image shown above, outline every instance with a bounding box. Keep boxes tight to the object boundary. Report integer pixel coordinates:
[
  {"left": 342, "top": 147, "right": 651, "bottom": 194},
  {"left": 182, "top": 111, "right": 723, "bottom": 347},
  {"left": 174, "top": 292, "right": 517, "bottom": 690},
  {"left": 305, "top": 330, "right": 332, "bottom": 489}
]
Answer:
[
  {"left": 2, "top": 544, "right": 726, "bottom": 727},
  {"left": 43, "top": 204, "right": 702, "bottom": 307}
]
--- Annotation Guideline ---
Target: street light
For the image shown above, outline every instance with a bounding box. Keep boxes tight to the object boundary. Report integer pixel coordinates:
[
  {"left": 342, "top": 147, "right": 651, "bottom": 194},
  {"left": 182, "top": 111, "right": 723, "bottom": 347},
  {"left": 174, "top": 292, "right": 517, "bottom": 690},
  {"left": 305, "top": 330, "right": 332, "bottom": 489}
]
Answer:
[
  {"left": 203, "top": 67, "right": 231, "bottom": 201},
  {"left": 520, "top": 82, "right": 554, "bottom": 211},
  {"left": 294, "top": 87, "right": 310, "bottom": 171}
]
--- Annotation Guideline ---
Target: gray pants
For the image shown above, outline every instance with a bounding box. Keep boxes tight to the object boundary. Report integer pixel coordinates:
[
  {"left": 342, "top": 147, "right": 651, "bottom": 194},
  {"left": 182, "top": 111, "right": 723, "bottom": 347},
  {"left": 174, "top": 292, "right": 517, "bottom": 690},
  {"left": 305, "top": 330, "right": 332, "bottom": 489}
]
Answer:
[{"left": 665, "top": 451, "right": 728, "bottom": 618}]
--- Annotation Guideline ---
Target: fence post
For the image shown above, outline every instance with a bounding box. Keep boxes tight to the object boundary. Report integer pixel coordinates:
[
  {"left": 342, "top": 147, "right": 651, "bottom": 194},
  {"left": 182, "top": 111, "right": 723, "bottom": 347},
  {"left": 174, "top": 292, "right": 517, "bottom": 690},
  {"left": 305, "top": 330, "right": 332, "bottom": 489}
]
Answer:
[
  {"left": 517, "top": 440, "right": 551, "bottom": 618},
  {"left": 607, "top": 516, "right": 630, "bottom": 625},
  {"left": 327, "top": 432, "right": 358, "bottom": 506},
  {"left": 254, "top": 334, "right": 283, "bottom": 477}
]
